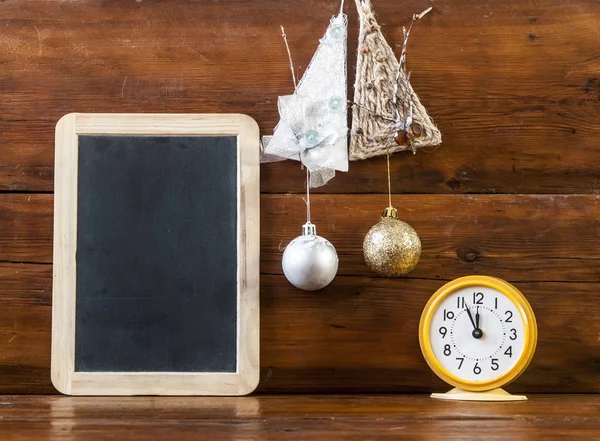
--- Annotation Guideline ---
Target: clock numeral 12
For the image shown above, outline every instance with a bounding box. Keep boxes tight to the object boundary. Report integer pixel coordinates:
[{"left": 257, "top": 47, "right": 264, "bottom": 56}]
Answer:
[{"left": 473, "top": 292, "right": 484, "bottom": 305}]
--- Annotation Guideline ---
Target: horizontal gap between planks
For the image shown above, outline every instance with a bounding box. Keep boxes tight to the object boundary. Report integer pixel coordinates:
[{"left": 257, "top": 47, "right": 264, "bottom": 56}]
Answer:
[
  {"left": 0, "top": 260, "right": 52, "bottom": 266},
  {"left": 259, "top": 272, "right": 600, "bottom": 284},
  {"left": 1, "top": 192, "right": 599, "bottom": 197},
  {"left": 0, "top": 190, "right": 53, "bottom": 195}
]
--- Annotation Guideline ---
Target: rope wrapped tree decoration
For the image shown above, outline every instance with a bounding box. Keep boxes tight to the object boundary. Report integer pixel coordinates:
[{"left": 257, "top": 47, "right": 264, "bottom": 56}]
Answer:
[{"left": 351, "top": 0, "right": 441, "bottom": 276}]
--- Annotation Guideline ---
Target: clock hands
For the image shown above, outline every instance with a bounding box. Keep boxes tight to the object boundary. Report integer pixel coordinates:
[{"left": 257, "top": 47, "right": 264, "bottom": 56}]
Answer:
[
  {"left": 465, "top": 306, "right": 476, "bottom": 328},
  {"left": 465, "top": 305, "right": 483, "bottom": 339}
]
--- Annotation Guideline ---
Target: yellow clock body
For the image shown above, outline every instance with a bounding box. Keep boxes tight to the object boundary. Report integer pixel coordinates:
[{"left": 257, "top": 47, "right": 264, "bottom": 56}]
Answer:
[{"left": 419, "top": 276, "right": 537, "bottom": 392}]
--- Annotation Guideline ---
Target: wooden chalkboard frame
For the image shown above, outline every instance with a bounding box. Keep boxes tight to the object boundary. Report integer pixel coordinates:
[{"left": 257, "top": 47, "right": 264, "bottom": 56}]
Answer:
[{"left": 51, "top": 113, "right": 260, "bottom": 395}]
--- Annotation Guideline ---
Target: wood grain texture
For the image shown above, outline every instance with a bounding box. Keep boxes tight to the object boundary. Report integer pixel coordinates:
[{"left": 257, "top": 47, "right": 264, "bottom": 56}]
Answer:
[
  {"left": 0, "top": 194, "right": 53, "bottom": 264},
  {"left": 0, "top": 395, "right": 598, "bottom": 440},
  {"left": 2, "top": 263, "right": 600, "bottom": 393},
  {"left": 261, "top": 194, "right": 600, "bottom": 281},
  {"left": 1, "top": 0, "right": 600, "bottom": 395},
  {"left": 0, "top": 0, "right": 600, "bottom": 193},
  {"left": 259, "top": 276, "right": 600, "bottom": 393},
  {"left": 4, "top": 193, "right": 599, "bottom": 282},
  {"left": 0, "top": 264, "right": 53, "bottom": 394}
]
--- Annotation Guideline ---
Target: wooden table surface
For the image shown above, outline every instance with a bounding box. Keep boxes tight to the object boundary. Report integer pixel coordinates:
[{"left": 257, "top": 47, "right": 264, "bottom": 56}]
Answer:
[{"left": 0, "top": 394, "right": 598, "bottom": 440}]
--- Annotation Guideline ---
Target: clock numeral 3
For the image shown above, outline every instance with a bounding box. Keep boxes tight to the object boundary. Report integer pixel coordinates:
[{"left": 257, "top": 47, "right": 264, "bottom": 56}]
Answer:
[{"left": 509, "top": 328, "right": 517, "bottom": 340}]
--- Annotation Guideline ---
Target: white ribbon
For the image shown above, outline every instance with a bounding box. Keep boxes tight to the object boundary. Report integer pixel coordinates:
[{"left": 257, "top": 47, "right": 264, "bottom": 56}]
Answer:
[{"left": 261, "top": 14, "right": 348, "bottom": 188}]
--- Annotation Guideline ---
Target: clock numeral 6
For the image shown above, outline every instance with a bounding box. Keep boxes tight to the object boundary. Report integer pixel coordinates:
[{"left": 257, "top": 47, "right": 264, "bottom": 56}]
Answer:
[
  {"left": 443, "top": 344, "right": 451, "bottom": 356},
  {"left": 439, "top": 327, "right": 447, "bottom": 338},
  {"left": 491, "top": 358, "right": 499, "bottom": 371},
  {"left": 443, "top": 309, "right": 454, "bottom": 321},
  {"left": 473, "top": 362, "right": 482, "bottom": 375}
]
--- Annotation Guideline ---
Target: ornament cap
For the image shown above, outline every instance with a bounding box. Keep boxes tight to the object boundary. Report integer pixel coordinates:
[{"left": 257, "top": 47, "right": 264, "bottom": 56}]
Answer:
[
  {"left": 302, "top": 221, "right": 317, "bottom": 236},
  {"left": 382, "top": 207, "right": 398, "bottom": 219}
]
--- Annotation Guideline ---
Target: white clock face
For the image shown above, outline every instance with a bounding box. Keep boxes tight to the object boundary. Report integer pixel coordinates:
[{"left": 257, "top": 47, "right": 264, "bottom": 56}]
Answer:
[{"left": 429, "top": 286, "right": 526, "bottom": 383}]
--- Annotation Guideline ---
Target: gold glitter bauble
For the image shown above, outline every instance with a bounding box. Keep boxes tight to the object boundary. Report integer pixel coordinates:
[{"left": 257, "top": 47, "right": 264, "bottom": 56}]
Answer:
[{"left": 363, "top": 216, "right": 421, "bottom": 276}]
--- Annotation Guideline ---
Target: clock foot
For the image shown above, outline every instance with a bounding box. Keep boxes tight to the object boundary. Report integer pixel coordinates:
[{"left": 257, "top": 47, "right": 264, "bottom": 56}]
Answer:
[{"left": 430, "top": 387, "right": 527, "bottom": 402}]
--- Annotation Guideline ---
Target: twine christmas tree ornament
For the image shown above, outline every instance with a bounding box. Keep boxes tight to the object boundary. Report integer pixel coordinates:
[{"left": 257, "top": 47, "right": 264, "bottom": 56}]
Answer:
[{"left": 350, "top": 0, "right": 441, "bottom": 160}]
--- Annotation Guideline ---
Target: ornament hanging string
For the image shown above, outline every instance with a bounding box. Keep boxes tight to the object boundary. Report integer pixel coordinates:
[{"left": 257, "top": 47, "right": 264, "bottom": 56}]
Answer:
[
  {"left": 386, "top": 153, "right": 392, "bottom": 209},
  {"left": 281, "top": 25, "right": 312, "bottom": 224},
  {"left": 384, "top": 8, "right": 432, "bottom": 212}
]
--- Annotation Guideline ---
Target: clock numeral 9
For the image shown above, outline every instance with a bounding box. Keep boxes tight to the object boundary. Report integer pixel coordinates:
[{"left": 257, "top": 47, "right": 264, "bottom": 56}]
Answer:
[
  {"left": 473, "top": 292, "right": 484, "bottom": 305},
  {"left": 443, "top": 309, "right": 454, "bottom": 321},
  {"left": 443, "top": 344, "right": 451, "bottom": 356},
  {"left": 439, "top": 327, "right": 447, "bottom": 339},
  {"left": 473, "top": 362, "right": 481, "bottom": 375},
  {"left": 509, "top": 328, "right": 517, "bottom": 340},
  {"left": 491, "top": 358, "right": 499, "bottom": 371}
]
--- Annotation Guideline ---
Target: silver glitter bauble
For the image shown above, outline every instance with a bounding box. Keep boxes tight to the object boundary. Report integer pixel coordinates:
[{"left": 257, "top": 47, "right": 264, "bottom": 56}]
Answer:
[
  {"left": 282, "top": 222, "right": 339, "bottom": 291},
  {"left": 363, "top": 207, "right": 421, "bottom": 276}
]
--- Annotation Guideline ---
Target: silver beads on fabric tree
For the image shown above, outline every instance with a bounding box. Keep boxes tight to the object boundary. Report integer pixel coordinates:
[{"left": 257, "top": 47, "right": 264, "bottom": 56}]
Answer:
[{"left": 282, "top": 222, "right": 339, "bottom": 291}]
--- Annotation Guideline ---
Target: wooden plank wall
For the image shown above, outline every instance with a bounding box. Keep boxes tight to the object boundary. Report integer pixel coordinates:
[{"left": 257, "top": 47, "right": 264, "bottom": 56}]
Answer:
[{"left": 0, "top": 0, "right": 599, "bottom": 394}]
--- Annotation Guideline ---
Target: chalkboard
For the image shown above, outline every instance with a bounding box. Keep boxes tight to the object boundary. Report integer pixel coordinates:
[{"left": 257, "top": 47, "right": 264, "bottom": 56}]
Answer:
[{"left": 51, "top": 114, "right": 260, "bottom": 396}]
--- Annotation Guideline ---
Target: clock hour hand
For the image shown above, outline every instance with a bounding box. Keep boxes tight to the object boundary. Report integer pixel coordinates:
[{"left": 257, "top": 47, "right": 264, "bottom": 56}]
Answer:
[
  {"left": 476, "top": 306, "right": 480, "bottom": 329},
  {"left": 465, "top": 305, "right": 483, "bottom": 339}
]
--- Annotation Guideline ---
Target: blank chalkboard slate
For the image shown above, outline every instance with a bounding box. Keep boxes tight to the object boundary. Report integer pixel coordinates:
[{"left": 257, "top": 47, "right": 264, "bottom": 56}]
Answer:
[{"left": 51, "top": 113, "right": 260, "bottom": 396}]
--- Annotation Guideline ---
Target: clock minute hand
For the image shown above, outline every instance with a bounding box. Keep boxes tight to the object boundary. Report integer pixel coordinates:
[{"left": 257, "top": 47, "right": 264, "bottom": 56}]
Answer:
[
  {"left": 465, "top": 306, "right": 477, "bottom": 330},
  {"left": 475, "top": 306, "right": 480, "bottom": 329},
  {"left": 465, "top": 305, "right": 483, "bottom": 340}
]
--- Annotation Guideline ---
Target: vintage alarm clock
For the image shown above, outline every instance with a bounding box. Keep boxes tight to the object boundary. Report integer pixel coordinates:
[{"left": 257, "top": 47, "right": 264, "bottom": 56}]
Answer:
[{"left": 419, "top": 276, "right": 537, "bottom": 401}]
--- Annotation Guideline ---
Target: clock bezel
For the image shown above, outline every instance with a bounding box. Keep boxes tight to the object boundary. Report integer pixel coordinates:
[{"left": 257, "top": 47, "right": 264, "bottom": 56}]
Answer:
[{"left": 419, "top": 275, "right": 538, "bottom": 392}]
